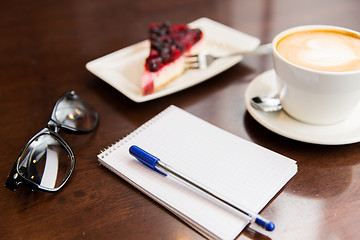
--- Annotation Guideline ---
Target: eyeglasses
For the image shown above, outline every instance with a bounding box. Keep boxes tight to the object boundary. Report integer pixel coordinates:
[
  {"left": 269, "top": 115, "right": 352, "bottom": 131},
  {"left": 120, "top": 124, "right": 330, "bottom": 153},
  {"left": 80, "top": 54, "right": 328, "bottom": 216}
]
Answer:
[{"left": 5, "top": 90, "right": 99, "bottom": 192}]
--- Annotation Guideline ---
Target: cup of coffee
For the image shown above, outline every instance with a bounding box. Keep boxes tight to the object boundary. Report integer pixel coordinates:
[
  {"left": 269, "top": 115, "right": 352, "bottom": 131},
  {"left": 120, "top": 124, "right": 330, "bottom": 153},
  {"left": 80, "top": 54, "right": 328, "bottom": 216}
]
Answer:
[{"left": 272, "top": 25, "right": 360, "bottom": 125}]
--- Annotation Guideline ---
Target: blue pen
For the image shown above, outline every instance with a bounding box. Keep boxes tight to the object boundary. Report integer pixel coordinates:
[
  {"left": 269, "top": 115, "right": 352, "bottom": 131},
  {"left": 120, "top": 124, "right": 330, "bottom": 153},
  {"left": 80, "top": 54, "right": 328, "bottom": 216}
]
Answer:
[{"left": 129, "top": 145, "right": 275, "bottom": 231}]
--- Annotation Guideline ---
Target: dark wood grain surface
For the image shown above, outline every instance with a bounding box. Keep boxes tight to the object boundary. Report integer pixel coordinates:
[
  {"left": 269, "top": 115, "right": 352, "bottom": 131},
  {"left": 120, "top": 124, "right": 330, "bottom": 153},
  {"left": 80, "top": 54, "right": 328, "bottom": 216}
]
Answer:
[{"left": 1, "top": 0, "right": 360, "bottom": 239}]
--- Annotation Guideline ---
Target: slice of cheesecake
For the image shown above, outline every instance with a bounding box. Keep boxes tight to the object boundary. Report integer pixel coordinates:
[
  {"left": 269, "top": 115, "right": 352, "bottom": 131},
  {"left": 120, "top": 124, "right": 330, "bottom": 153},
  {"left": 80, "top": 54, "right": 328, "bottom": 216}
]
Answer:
[{"left": 141, "top": 22, "right": 204, "bottom": 95}]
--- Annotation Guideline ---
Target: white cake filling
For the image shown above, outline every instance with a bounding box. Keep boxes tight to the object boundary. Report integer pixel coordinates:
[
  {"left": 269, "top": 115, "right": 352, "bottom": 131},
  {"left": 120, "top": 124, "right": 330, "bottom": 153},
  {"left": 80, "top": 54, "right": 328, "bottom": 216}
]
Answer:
[{"left": 141, "top": 38, "right": 205, "bottom": 94}]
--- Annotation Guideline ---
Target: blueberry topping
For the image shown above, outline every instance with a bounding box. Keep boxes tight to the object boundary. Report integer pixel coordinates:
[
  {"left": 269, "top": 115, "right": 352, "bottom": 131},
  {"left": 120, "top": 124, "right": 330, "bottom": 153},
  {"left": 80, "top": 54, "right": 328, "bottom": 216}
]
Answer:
[
  {"left": 146, "top": 22, "right": 202, "bottom": 72},
  {"left": 146, "top": 56, "right": 163, "bottom": 71}
]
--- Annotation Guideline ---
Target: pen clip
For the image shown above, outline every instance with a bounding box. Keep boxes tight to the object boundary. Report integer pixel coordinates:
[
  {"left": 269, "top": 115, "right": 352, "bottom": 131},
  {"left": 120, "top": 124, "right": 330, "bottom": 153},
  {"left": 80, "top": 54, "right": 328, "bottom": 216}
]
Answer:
[{"left": 129, "top": 145, "right": 167, "bottom": 176}]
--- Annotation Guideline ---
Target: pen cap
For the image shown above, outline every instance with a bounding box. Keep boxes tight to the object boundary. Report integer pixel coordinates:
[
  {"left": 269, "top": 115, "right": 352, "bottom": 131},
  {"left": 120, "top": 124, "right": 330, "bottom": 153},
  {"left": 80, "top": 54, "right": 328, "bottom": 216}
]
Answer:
[{"left": 129, "top": 145, "right": 167, "bottom": 176}]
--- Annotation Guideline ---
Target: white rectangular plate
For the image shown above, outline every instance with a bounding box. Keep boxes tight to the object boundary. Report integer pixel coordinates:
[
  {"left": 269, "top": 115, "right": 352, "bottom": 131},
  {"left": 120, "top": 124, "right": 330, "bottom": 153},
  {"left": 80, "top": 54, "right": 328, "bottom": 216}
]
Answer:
[{"left": 86, "top": 17, "right": 260, "bottom": 102}]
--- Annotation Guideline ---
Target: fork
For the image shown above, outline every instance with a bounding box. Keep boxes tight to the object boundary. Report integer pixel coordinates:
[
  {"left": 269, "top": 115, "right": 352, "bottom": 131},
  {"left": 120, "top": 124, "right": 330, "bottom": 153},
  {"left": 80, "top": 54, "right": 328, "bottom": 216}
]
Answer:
[{"left": 186, "top": 43, "right": 272, "bottom": 69}]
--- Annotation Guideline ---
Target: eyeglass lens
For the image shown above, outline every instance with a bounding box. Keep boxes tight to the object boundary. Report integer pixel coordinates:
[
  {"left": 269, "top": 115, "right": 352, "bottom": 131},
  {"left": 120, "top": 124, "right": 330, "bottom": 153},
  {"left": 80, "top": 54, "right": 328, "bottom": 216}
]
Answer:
[
  {"left": 53, "top": 91, "right": 98, "bottom": 132},
  {"left": 17, "top": 134, "right": 73, "bottom": 190}
]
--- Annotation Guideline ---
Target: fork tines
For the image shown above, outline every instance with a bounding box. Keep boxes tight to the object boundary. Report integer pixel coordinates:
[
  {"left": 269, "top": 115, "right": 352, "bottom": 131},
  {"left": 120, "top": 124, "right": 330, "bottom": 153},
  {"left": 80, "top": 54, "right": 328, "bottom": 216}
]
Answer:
[
  {"left": 185, "top": 54, "right": 206, "bottom": 69},
  {"left": 184, "top": 55, "right": 199, "bottom": 69}
]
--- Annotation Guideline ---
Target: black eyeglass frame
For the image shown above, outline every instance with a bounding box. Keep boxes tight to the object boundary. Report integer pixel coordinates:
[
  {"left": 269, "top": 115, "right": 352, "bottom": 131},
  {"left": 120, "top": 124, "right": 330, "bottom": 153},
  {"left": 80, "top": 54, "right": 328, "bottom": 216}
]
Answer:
[{"left": 5, "top": 90, "right": 98, "bottom": 192}]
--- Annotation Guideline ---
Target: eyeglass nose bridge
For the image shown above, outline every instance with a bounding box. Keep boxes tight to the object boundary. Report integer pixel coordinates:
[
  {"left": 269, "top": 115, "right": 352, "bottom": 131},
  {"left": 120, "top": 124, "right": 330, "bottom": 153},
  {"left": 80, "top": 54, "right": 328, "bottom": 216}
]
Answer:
[{"left": 47, "top": 119, "right": 60, "bottom": 133}]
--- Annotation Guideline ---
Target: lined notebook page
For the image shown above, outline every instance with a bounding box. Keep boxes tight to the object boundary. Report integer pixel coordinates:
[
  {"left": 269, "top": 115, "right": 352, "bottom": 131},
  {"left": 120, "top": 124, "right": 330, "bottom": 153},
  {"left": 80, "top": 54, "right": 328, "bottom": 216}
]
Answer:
[{"left": 98, "top": 105, "right": 297, "bottom": 240}]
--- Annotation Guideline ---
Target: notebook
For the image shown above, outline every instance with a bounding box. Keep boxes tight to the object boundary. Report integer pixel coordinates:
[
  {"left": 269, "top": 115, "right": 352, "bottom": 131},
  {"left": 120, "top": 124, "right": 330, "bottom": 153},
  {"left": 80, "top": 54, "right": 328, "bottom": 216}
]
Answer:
[{"left": 98, "top": 105, "right": 297, "bottom": 240}]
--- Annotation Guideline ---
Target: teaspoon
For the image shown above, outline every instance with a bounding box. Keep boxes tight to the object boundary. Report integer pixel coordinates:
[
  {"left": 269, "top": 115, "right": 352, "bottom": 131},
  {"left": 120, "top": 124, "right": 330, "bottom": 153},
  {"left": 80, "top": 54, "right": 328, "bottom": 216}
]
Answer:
[{"left": 250, "top": 96, "right": 282, "bottom": 112}]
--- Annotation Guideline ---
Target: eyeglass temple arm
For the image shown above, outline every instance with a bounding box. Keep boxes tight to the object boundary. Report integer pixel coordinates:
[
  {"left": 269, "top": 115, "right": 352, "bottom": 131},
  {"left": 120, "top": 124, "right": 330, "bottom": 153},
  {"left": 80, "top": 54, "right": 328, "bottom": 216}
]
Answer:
[
  {"left": 5, "top": 146, "right": 44, "bottom": 191},
  {"left": 5, "top": 162, "right": 22, "bottom": 191}
]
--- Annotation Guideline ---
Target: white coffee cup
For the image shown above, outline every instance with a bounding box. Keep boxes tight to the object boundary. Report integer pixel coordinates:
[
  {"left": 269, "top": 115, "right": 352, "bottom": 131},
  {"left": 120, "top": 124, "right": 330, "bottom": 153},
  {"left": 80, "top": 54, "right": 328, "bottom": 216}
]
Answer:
[{"left": 272, "top": 25, "right": 360, "bottom": 125}]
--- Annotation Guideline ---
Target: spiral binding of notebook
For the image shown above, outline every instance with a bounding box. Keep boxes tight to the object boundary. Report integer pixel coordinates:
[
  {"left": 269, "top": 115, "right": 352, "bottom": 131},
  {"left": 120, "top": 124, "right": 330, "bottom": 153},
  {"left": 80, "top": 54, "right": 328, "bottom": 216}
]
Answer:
[{"left": 98, "top": 105, "right": 176, "bottom": 160}]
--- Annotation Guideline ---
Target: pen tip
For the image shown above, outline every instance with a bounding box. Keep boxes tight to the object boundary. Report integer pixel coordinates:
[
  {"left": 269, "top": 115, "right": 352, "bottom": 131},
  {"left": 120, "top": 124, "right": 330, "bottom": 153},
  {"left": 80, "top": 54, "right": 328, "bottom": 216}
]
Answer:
[
  {"left": 255, "top": 217, "right": 275, "bottom": 231},
  {"left": 266, "top": 221, "right": 275, "bottom": 231}
]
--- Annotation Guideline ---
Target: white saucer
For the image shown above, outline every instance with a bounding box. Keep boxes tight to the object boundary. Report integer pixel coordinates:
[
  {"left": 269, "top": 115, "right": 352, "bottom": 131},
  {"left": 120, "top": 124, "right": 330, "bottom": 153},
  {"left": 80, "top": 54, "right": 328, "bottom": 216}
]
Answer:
[{"left": 244, "top": 69, "right": 360, "bottom": 145}]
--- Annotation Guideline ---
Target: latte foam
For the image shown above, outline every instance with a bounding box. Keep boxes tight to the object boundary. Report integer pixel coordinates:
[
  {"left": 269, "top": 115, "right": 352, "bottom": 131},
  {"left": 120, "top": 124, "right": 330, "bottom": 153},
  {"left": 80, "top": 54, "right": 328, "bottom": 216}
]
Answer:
[{"left": 276, "top": 30, "right": 360, "bottom": 72}]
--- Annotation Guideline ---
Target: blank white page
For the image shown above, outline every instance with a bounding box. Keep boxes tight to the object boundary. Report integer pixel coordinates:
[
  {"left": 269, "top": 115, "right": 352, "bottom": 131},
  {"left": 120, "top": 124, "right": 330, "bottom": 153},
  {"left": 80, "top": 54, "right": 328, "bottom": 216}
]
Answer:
[{"left": 98, "top": 105, "right": 297, "bottom": 240}]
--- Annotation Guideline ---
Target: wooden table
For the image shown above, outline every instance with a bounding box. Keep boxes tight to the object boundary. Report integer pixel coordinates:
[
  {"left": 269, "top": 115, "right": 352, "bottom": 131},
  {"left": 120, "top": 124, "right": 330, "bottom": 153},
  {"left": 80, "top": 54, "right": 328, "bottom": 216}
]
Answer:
[{"left": 1, "top": 0, "right": 360, "bottom": 239}]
